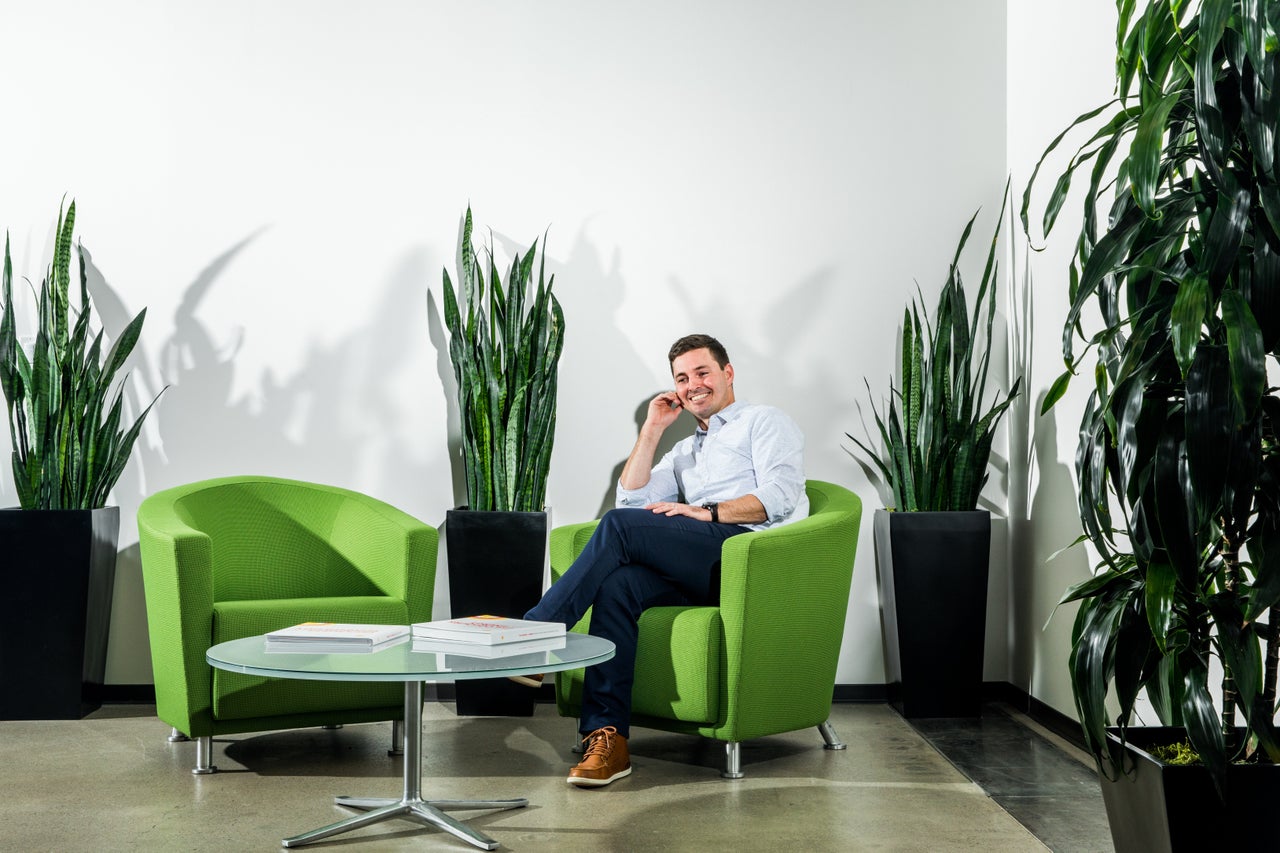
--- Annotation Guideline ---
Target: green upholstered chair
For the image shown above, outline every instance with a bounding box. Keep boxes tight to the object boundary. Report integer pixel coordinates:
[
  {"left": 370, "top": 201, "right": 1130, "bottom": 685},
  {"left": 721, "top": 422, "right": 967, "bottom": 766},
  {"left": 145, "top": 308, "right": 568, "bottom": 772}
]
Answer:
[
  {"left": 550, "top": 479, "right": 862, "bottom": 778},
  {"left": 137, "top": 475, "right": 437, "bottom": 774}
]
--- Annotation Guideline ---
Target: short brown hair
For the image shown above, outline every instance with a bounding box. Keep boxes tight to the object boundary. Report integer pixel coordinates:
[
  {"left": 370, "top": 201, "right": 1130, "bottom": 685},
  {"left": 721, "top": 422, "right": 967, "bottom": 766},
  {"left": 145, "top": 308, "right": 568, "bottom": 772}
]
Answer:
[{"left": 668, "top": 334, "right": 730, "bottom": 368}]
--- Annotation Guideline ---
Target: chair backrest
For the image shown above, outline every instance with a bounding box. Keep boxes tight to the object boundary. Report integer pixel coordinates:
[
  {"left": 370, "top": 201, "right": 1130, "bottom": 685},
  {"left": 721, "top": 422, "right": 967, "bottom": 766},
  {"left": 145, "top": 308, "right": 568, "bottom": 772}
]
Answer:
[{"left": 150, "top": 476, "right": 412, "bottom": 601}]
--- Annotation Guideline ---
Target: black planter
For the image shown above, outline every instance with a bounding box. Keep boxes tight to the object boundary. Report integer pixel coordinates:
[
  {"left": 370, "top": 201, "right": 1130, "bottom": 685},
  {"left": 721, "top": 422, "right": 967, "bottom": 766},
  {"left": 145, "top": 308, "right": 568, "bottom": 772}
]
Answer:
[
  {"left": 445, "top": 508, "right": 548, "bottom": 716},
  {"left": 1100, "top": 727, "right": 1280, "bottom": 852},
  {"left": 0, "top": 506, "right": 120, "bottom": 720},
  {"left": 873, "top": 508, "right": 990, "bottom": 718}
]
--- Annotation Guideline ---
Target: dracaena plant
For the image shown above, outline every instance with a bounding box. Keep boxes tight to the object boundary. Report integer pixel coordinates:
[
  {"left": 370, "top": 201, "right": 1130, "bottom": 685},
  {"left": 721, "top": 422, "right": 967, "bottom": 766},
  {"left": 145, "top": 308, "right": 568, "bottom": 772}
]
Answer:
[
  {"left": 1025, "top": 0, "right": 1280, "bottom": 794},
  {"left": 441, "top": 206, "right": 564, "bottom": 513},
  {"left": 849, "top": 185, "right": 1021, "bottom": 512},
  {"left": 0, "top": 201, "right": 161, "bottom": 510}
]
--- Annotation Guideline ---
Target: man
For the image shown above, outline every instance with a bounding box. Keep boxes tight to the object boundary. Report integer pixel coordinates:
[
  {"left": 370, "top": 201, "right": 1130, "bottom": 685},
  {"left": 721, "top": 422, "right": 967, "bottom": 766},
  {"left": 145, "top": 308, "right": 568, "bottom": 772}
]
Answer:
[{"left": 521, "top": 333, "right": 808, "bottom": 787}]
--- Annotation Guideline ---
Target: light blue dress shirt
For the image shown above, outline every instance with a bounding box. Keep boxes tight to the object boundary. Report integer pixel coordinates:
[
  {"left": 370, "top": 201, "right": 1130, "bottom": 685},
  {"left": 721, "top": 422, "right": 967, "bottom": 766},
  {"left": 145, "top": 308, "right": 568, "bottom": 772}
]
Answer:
[{"left": 615, "top": 401, "right": 809, "bottom": 531}]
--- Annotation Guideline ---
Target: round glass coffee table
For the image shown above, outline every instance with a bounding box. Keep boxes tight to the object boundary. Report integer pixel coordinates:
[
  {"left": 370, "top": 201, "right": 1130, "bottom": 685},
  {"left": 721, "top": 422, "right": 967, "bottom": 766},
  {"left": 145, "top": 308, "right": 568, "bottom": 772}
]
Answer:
[{"left": 206, "top": 633, "right": 614, "bottom": 850}]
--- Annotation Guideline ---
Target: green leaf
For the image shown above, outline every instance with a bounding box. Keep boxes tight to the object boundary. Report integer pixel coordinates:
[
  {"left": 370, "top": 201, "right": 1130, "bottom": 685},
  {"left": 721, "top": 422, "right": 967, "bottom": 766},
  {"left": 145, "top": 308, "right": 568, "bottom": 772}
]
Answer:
[
  {"left": 1221, "top": 287, "right": 1265, "bottom": 422},
  {"left": 1170, "top": 274, "right": 1207, "bottom": 377}
]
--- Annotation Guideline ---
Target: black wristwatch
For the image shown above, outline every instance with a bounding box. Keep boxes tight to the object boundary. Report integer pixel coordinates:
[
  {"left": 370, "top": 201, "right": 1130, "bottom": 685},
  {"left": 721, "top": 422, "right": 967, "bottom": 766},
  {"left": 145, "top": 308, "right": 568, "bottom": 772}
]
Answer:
[{"left": 702, "top": 502, "right": 720, "bottom": 523}]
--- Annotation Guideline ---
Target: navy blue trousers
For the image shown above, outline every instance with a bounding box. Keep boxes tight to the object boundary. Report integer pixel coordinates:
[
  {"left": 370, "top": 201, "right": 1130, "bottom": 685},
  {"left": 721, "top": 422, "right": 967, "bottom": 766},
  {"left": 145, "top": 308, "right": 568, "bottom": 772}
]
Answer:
[{"left": 525, "top": 508, "right": 748, "bottom": 738}]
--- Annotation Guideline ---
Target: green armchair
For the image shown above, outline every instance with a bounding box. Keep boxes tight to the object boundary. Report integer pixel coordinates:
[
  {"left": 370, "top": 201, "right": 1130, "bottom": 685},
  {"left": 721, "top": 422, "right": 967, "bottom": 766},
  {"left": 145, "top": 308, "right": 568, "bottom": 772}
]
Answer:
[
  {"left": 550, "top": 479, "right": 862, "bottom": 778},
  {"left": 137, "top": 475, "right": 437, "bottom": 774}
]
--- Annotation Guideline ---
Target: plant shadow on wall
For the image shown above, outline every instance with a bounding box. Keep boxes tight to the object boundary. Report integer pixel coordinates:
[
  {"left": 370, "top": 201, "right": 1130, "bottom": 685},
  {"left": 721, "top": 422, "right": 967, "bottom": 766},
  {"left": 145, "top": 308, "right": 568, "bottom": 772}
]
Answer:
[
  {"left": 142, "top": 231, "right": 450, "bottom": 498},
  {"left": 1023, "top": 1, "right": 1280, "bottom": 843},
  {"left": 114, "top": 230, "right": 454, "bottom": 680}
]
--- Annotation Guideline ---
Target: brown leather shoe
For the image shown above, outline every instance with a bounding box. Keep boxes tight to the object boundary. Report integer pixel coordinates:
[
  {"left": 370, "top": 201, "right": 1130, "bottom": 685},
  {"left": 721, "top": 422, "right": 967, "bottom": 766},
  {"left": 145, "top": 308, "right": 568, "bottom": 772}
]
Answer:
[{"left": 567, "top": 726, "right": 631, "bottom": 787}]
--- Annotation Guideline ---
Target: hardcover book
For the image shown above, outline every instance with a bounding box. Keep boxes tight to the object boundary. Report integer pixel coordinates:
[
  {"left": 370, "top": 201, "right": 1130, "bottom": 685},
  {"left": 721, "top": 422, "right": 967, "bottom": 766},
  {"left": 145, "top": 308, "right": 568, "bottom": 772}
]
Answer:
[
  {"left": 411, "top": 615, "right": 565, "bottom": 646},
  {"left": 263, "top": 622, "right": 410, "bottom": 653}
]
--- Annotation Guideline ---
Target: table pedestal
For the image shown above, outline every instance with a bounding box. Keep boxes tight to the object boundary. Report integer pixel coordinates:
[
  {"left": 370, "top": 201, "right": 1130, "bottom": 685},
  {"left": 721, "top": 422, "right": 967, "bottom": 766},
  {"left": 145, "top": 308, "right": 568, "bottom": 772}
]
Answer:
[{"left": 282, "top": 681, "right": 527, "bottom": 850}]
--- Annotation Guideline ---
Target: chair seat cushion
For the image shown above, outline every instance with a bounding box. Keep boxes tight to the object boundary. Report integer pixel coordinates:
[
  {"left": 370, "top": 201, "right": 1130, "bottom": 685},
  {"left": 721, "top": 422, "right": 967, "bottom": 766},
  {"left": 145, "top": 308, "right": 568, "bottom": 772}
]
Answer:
[{"left": 210, "top": 596, "right": 407, "bottom": 721}]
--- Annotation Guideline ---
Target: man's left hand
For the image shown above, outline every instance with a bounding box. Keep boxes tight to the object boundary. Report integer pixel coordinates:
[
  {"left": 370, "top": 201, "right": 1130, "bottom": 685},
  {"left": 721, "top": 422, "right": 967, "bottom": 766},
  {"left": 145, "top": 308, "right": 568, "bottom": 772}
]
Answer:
[{"left": 645, "top": 501, "right": 712, "bottom": 522}]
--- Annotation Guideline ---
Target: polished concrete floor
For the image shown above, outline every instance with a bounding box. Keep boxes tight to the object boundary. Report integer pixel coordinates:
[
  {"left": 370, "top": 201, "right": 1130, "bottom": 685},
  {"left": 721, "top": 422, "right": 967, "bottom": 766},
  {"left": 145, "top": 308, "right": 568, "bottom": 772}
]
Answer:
[{"left": 0, "top": 700, "right": 1112, "bottom": 852}]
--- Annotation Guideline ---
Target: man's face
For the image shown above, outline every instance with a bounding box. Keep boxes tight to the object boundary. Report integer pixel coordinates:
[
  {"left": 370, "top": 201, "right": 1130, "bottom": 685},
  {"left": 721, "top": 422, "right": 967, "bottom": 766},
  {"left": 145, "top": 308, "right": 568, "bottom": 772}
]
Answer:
[{"left": 671, "top": 348, "right": 735, "bottom": 426}]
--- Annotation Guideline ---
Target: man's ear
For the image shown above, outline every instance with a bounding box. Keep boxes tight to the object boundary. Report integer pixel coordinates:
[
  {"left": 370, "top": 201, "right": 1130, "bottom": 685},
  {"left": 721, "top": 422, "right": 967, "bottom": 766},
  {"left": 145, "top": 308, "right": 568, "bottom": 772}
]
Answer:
[{"left": 724, "top": 363, "right": 734, "bottom": 385}]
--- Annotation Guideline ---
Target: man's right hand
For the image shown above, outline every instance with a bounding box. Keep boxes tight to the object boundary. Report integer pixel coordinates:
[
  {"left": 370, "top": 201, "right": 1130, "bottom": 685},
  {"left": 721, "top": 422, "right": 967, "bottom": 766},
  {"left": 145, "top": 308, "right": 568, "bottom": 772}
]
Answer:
[
  {"left": 644, "top": 391, "right": 684, "bottom": 435},
  {"left": 620, "top": 391, "right": 684, "bottom": 491}
]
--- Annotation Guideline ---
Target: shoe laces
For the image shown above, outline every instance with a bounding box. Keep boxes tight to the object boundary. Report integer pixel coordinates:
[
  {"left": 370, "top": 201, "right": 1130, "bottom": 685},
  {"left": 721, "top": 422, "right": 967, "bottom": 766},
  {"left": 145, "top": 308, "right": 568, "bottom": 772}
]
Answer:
[{"left": 582, "top": 726, "right": 620, "bottom": 759}]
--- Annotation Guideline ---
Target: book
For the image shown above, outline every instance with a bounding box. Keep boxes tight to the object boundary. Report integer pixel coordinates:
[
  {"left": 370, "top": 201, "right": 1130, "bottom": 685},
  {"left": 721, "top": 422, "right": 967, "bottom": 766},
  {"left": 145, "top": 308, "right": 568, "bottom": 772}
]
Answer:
[
  {"left": 263, "top": 622, "right": 410, "bottom": 654},
  {"left": 409, "top": 634, "right": 567, "bottom": 659},
  {"left": 411, "top": 615, "right": 565, "bottom": 646}
]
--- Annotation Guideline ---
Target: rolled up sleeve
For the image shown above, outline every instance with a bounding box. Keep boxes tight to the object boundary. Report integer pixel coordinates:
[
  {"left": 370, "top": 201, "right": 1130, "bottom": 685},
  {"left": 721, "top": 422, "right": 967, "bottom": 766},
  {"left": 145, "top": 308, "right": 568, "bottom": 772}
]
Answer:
[
  {"left": 616, "top": 448, "right": 681, "bottom": 508},
  {"left": 746, "top": 411, "right": 807, "bottom": 523}
]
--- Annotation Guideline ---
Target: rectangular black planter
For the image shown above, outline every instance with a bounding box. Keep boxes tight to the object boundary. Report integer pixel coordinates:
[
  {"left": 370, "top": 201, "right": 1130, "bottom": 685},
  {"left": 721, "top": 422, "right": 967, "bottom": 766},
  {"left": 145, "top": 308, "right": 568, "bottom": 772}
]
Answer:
[
  {"left": 873, "top": 509, "right": 990, "bottom": 718},
  {"left": 0, "top": 506, "right": 120, "bottom": 720},
  {"left": 445, "top": 508, "right": 548, "bottom": 717},
  {"left": 1101, "top": 728, "right": 1280, "bottom": 853}
]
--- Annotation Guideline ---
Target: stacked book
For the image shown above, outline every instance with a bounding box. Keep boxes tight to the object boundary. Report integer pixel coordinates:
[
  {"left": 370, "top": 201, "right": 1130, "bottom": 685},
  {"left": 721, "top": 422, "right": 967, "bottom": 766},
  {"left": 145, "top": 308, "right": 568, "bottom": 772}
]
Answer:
[
  {"left": 263, "top": 622, "right": 410, "bottom": 654},
  {"left": 410, "top": 615, "right": 566, "bottom": 658}
]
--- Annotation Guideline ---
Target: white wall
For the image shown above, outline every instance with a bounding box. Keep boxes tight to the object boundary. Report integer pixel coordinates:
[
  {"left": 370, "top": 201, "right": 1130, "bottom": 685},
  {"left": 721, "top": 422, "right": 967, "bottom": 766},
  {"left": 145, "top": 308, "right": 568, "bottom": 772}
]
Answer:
[
  {"left": 1006, "top": 0, "right": 1119, "bottom": 715},
  {"left": 2, "top": 1, "right": 1011, "bottom": 687}
]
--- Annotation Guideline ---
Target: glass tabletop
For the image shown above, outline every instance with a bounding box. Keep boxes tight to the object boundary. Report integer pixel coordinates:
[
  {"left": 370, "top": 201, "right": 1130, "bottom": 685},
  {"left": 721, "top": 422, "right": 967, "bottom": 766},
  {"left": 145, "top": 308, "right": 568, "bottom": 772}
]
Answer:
[{"left": 206, "top": 632, "right": 614, "bottom": 682}]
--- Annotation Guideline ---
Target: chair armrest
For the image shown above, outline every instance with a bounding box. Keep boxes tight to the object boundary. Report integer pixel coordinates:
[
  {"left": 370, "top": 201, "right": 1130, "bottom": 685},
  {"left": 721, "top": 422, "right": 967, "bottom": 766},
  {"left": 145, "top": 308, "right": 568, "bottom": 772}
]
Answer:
[
  {"left": 327, "top": 496, "right": 438, "bottom": 624},
  {"left": 716, "top": 501, "right": 860, "bottom": 740},
  {"left": 137, "top": 504, "right": 217, "bottom": 732},
  {"left": 550, "top": 520, "right": 599, "bottom": 583}
]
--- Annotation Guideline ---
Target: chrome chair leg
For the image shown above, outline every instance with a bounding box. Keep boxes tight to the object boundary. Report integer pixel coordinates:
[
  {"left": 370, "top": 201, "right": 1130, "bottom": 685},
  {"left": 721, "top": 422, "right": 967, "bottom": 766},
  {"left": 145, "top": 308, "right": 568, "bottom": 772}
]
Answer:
[
  {"left": 571, "top": 719, "right": 583, "bottom": 754},
  {"left": 193, "top": 735, "right": 217, "bottom": 775},
  {"left": 818, "top": 720, "right": 847, "bottom": 750},
  {"left": 389, "top": 719, "right": 405, "bottom": 756},
  {"left": 168, "top": 727, "right": 190, "bottom": 743},
  {"left": 721, "top": 741, "right": 744, "bottom": 780}
]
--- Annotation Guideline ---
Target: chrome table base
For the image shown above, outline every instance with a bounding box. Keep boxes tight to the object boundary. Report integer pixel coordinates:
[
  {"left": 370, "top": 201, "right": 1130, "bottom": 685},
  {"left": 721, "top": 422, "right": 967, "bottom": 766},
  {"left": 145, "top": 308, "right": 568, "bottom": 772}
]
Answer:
[{"left": 282, "top": 681, "right": 527, "bottom": 849}]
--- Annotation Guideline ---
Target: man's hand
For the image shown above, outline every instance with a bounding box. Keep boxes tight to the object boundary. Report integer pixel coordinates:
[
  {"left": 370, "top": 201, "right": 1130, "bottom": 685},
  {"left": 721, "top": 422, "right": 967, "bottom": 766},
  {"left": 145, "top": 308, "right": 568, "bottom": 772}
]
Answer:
[
  {"left": 645, "top": 501, "right": 712, "bottom": 521},
  {"left": 643, "top": 391, "right": 684, "bottom": 435},
  {"left": 645, "top": 495, "right": 768, "bottom": 525}
]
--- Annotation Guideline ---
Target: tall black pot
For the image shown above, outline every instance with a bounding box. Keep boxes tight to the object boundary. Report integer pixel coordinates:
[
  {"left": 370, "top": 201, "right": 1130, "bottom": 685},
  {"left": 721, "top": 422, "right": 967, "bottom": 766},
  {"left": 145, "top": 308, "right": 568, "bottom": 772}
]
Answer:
[
  {"left": 0, "top": 506, "right": 120, "bottom": 720},
  {"left": 873, "top": 508, "right": 990, "bottom": 718},
  {"left": 445, "top": 508, "right": 548, "bottom": 716},
  {"left": 1100, "top": 727, "right": 1280, "bottom": 852}
]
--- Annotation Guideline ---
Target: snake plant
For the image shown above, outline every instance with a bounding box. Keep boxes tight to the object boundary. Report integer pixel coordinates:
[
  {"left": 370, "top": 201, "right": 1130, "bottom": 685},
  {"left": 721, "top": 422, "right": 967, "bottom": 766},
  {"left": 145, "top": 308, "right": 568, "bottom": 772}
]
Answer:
[
  {"left": 850, "top": 185, "right": 1021, "bottom": 512},
  {"left": 441, "top": 206, "right": 564, "bottom": 513},
  {"left": 0, "top": 201, "right": 160, "bottom": 510},
  {"left": 1026, "top": 0, "right": 1280, "bottom": 796}
]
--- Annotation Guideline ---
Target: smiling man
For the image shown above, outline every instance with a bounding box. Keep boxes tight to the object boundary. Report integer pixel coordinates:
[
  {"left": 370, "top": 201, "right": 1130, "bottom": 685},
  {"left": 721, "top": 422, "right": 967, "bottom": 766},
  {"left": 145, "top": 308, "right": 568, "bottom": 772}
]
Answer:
[{"left": 520, "top": 333, "right": 809, "bottom": 787}]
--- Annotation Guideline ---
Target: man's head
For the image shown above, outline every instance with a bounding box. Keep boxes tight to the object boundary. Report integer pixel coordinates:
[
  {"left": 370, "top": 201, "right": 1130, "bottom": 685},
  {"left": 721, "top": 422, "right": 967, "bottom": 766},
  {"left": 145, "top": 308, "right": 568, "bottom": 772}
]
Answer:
[
  {"left": 668, "top": 334, "right": 735, "bottom": 427},
  {"left": 668, "top": 334, "right": 730, "bottom": 369}
]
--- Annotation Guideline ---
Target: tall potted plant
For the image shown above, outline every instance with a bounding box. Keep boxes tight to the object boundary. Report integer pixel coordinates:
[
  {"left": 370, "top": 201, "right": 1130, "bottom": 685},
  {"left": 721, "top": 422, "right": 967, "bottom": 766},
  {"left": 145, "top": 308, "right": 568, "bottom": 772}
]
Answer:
[
  {"left": 850, "top": 187, "right": 1021, "bottom": 718},
  {"left": 0, "top": 200, "right": 160, "bottom": 719},
  {"left": 440, "top": 205, "right": 564, "bottom": 715},
  {"left": 1026, "top": 0, "right": 1280, "bottom": 847}
]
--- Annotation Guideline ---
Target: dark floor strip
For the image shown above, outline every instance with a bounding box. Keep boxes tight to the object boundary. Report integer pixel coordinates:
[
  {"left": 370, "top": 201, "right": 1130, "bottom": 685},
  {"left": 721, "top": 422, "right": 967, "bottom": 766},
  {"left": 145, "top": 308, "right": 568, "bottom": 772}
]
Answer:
[{"left": 910, "top": 704, "right": 1115, "bottom": 853}]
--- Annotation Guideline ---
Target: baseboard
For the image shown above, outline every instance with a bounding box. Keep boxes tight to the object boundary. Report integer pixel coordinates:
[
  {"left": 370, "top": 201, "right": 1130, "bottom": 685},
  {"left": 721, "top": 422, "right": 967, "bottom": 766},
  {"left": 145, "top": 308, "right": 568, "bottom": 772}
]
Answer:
[{"left": 96, "top": 679, "right": 1087, "bottom": 750}]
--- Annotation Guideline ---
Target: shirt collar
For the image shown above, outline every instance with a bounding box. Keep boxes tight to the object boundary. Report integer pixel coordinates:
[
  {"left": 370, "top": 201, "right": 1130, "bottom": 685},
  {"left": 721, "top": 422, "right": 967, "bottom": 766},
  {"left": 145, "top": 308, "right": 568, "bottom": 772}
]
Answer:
[{"left": 695, "top": 401, "right": 745, "bottom": 436}]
